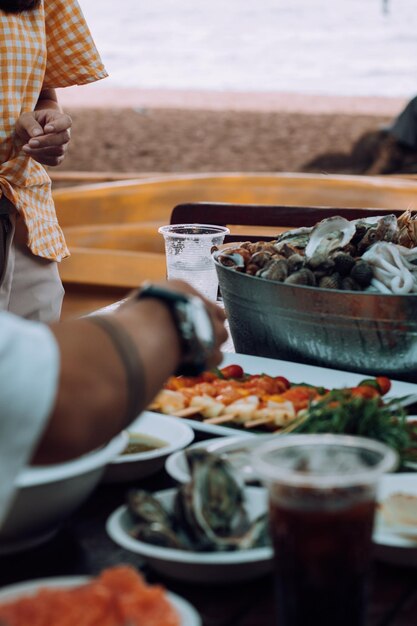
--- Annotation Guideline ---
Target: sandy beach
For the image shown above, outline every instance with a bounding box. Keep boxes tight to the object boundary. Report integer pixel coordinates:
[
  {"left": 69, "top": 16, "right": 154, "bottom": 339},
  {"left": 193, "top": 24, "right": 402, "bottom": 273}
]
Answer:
[{"left": 53, "top": 87, "right": 409, "bottom": 177}]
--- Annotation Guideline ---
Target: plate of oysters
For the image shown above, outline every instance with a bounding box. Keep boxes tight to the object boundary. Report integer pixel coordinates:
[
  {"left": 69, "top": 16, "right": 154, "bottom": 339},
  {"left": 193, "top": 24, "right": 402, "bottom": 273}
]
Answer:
[{"left": 106, "top": 449, "right": 272, "bottom": 584}]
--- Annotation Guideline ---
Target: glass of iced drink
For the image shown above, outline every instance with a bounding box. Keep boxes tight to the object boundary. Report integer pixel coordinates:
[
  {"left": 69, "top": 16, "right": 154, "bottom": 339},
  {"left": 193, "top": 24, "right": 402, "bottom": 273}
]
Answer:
[
  {"left": 158, "top": 224, "right": 230, "bottom": 300},
  {"left": 251, "top": 434, "right": 398, "bottom": 626}
]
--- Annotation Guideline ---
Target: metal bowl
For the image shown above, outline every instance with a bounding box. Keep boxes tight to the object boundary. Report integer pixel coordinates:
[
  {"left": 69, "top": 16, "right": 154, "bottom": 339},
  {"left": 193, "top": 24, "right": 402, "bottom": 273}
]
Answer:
[{"left": 213, "top": 250, "right": 417, "bottom": 383}]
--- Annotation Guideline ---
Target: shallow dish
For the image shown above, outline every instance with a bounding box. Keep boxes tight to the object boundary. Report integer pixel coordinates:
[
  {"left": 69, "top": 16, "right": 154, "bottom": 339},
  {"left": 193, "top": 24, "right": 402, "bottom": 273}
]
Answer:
[
  {"left": 106, "top": 487, "right": 272, "bottom": 584},
  {"left": 0, "top": 432, "right": 127, "bottom": 555},
  {"left": 166, "top": 435, "right": 275, "bottom": 484},
  {"left": 0, "top": 576, "right": 201, "bottom": 626},
  {"left": 103, "top": 411, "right": 194, "bottom": 483},
  {"left": 166, "top": 417, "right": 417, "bottom": 484}
]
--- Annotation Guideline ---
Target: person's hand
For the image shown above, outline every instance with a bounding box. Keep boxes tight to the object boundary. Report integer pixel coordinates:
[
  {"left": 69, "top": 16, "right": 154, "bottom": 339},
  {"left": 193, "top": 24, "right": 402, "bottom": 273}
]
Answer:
[
  {"left": 122, "top": 280, "right": 228, "bottom": 369},
  {"left": 162, "top": 279, "right": 228, "bottom": 368},
  {"left": 15, "top": 109, "right": 72, "bottom": 166}
]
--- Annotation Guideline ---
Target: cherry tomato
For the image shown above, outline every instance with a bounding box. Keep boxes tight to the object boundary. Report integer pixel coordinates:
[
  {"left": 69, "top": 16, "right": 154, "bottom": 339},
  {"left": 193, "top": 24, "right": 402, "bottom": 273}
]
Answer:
[
  {"left": 376, "top": 376, "right": 391, "bottom": 396},
  {"left": 274, "top": 376, "right": 291, "bottom": 391},
  {"left": 219, "top": 364, "right": 245, "bottom": 379}
]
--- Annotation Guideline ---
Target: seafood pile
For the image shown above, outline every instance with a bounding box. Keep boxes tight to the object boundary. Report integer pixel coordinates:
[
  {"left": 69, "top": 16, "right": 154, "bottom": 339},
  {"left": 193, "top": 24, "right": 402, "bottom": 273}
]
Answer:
[
  {"left": 217, "top": 210, "right": 417, "bottom": 294},
  {"left": 127, "top": 449, "right": 270, "bottom": 552}
]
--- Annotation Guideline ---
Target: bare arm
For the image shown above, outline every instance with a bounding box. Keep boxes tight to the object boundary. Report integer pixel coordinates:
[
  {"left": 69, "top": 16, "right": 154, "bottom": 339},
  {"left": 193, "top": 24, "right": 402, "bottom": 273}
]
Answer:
[{"left": 32, "top": 282, "right": 227, "bottom": 464}]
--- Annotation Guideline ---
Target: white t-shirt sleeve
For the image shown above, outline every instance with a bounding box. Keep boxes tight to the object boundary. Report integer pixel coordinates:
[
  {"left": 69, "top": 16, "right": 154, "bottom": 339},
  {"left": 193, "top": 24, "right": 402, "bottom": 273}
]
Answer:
[{"left": 0, "top": 312, "right": 59, "bottom": 526}]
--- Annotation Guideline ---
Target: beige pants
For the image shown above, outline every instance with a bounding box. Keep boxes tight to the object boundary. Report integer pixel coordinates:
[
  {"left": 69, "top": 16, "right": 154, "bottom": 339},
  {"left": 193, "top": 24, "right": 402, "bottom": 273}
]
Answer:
[{"left": 0, "top": 204, "right": 64, "bottom": 323}]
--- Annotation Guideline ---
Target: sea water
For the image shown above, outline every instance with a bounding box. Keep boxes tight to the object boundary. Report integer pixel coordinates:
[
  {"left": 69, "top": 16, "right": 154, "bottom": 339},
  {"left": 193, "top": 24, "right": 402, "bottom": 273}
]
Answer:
[{"left": 80, "top": 0, "right": 417, "bottom": 98}]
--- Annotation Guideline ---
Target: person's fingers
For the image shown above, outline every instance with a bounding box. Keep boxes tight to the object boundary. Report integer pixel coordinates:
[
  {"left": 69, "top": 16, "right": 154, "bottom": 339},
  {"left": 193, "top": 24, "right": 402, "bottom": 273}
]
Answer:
[
  {"left": 24, "top": 129, "right": 71, "bottom": 150},
  {"left": 22, "top": 144, "right": 67, "bottom": 157},
  {"left": 43, "top": 113, "right": 72, "bottom": 134},
  {"left": 15, "top": 112, "right": 44, "bottom": 141},
  {"left": 213, "top": 317, "right": 228, "bottom": 347},
  {"left": 206, "top": 348, "right": 224, "bottom": 369},
  {"left": 29, "top": 154, "right": 65, "bottom": 167}
]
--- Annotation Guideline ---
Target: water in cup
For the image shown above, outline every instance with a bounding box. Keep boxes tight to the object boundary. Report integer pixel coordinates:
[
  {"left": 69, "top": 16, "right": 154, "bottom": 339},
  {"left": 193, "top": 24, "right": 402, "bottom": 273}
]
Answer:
[{"left": 159, "top": 224, "right": 230, "bottom": 300}]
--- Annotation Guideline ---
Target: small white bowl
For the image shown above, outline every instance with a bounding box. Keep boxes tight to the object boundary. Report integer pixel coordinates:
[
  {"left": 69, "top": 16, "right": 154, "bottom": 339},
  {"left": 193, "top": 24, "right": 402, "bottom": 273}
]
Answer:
[
  {"left": 104, "top": 411, "right": 194, "bottom": 483},
  {"left": 106, "top": 487, "right": 273, "bottom": 584},
  {"left": 0, "top": 432, "right": 127, "bottom": 555},
  {"left": 165, "top": 435, "right": 276, "bottom": 484},
  {"left": 0, "top": 576, "right": 201, "bottom": 626}
]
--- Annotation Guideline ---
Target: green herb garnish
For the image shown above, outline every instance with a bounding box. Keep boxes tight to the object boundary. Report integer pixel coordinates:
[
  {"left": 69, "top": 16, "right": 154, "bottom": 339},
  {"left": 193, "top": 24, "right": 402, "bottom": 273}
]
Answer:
[{"left": 286, "top": 390, "right": 416, "bottom": 468}]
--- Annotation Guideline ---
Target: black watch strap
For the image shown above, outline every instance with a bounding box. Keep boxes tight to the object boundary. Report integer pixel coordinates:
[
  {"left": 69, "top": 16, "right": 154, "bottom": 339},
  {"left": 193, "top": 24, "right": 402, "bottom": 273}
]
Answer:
[{"left": 137, "top": 283, "right": 214, "bottom": 376}]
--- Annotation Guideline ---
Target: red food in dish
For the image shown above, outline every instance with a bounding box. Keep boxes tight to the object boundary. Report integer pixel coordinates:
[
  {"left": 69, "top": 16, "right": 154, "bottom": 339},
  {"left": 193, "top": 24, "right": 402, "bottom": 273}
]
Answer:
[{"left": 0, "top": 566, "right": 180, "bottom": 626}]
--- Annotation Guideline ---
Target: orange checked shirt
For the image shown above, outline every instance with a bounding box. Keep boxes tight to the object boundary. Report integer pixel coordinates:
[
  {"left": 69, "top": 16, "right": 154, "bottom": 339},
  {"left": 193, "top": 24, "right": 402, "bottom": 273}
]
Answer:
[{"left": 0, "top": 0, "right": 107, "bottom": 261}]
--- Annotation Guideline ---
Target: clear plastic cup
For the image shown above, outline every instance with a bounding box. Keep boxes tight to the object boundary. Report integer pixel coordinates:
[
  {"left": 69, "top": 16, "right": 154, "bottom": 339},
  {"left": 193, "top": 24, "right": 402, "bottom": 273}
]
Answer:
[
  {"left": 251, "top": 434, "right": 398, "bottom": 626},
  {"left": 158, "top": 224, "right": 230, "bottom": 300}
]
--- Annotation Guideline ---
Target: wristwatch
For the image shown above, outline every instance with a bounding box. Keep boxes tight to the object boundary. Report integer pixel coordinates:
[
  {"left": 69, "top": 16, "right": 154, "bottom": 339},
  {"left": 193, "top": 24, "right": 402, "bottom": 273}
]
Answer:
[{"left": 137, "top": 282, "right": 216, "bottom": 376}]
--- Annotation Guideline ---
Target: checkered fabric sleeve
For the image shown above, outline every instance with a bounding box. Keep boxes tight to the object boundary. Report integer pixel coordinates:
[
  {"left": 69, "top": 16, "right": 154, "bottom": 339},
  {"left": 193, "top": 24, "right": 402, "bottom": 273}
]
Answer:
[
  {"left": 43, "top": 0, "right": 108, "bottom": 88},
  {"left": 0, "top": 1, "right": 108, "bottom": 261}
]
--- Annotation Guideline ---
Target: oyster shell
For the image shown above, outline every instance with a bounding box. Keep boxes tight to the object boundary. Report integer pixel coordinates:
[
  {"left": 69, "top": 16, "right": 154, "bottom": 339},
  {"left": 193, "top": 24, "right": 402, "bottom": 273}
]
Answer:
[
  {"left": 353, "top": 214, "right": 398, "bottom": 254},
  {"left": 305, "top": 216, "right": 356, "bottom": 260},
  {"left": 128, "top": 490, "right": 172, "bottom": 526},
  {"left": 275, "top": 226, "right": 312, "bottom": 249},
  {"left": 127, "top": 450, "right": 271, "bottom": 553}
]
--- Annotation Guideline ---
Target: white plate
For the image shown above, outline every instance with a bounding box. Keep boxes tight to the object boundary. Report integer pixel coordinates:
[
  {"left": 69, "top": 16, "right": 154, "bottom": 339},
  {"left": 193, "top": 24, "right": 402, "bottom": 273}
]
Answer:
[
  {"left": 166, "top": 435, "right": 274, "bottom": 484},
  {"left": 0, "top": 576, "right": 201, "bottom": 626},
  {"left": 153, "top": 352, "right": 417, "bottom": 437},
  {"left": 374, "top": 474, "right": 417, "bottom": 567},
  {"left": 106, "top": 487, "right": 273, "bottom": 584},
  {"left": 103, "top": 412, "right": 194, "bottom": 483},
  {"left": 166, "top": 419, "right": 417, "bottom": 484}
]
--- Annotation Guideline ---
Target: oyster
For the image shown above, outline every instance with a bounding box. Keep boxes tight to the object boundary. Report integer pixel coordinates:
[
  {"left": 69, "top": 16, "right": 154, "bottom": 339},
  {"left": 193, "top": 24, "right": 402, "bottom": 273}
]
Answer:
[
  {"left": 127, "top": 450, "right": 271, "bottom": 553},
  {"left": 305, "top": 216, "right": 356, "bottom": 260},
  {"left": 275, "top": 226, "right": 312, "bottom": 249},
  {"left": 128, "top": 490, "right": 172, "bottom": 526},
  {"left": 175, "top": 449, "right": 250, "bottom": 549},
  {"left": 353, "top": 214, "right": 398, "bottom": 254}
]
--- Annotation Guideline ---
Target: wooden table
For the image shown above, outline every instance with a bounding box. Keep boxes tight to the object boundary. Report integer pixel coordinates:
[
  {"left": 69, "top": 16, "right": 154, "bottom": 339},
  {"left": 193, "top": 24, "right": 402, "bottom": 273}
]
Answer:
[{"left": 1, "top": 437, "right": 417, "bottom": 626}]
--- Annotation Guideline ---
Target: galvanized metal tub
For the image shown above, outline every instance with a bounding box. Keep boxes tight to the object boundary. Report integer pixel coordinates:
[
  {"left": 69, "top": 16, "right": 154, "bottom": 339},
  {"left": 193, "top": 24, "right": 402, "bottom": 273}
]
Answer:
[{"left": 214, "top": 251, "right": 417, "bottom": 383}]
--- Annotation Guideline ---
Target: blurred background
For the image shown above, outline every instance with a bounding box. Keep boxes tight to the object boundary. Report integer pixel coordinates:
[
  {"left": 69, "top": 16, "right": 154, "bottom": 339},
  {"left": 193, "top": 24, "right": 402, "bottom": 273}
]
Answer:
[{"left": 55, "top": 0, "right": 417, "bottom": 177}]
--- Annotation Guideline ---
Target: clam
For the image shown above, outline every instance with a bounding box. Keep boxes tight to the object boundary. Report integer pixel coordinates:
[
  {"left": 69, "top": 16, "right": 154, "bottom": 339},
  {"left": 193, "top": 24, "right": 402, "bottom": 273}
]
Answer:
[
  {"left": 332, "top": 252, "right": 356, "bottom": 276},
  {"left": 287, "top": 253, "right": 305, "bottom": 274},
  {"left": 249, "top": 250, "right": 273, "bottom": 269},
  {"left": 256, "top": 259, "right": 288, "bottom": 282},
  {"left": 305, "top": 216, "right": 356, "bottom": 260},
  {"left": 217, "top": 248, "right": 250, "bottom": 270},
  {"left": 350, "top": 260, "right": 374, "bottom": 288},
  {"left": 284, "top": 268, "right": 316, "bottom": 286},
  {"left": 319, "top": 273, "right": 342, "bottom": 290},
  {"left": 307, "top": 252, "right": 335, "bottom": 273}
]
